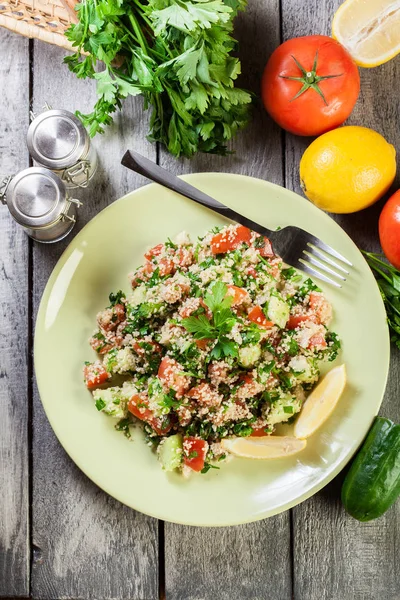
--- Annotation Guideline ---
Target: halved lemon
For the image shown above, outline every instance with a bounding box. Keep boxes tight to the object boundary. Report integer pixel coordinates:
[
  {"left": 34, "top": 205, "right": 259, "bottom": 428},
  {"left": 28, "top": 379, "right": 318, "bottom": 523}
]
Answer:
[
  {"left": 332, "top": 0, "right": 400, "bottom": 67},
  {"left": 294, "top": 364, "right": 347, "bottom": 439},
  {"left": 221, "top": 436, "right": 307, "bottom": 459}
]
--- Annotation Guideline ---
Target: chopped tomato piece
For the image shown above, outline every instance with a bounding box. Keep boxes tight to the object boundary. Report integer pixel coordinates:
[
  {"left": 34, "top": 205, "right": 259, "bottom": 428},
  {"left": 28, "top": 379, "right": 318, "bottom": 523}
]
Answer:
[
  {"left": 226, "top": 285, "right": 250, "bottom": 306},
  {"left": 83, "top": 362, "right": 110, "bottom": 390},
  {"left": 128, "top": 394, "right": 172, "bottom": 436},
  {"left": 97, "top": 303, "right": 125, "bottom": 332},
  {"left": 158, "top": 356, "right": 191, "bottom": 398},
  {"left": 254, "top": 235, "right": 274, "bottom": 257},
  {"left": 248, "top": 305, "right": 274, "bottom": 328},
  {"left": 308, "top": 333, "right": 327, "bottom": 349},
  {"left": 89, "top": 336, "right": 115, "bottom": 354},
  {"left": 175, "top": 246, "right": 194, "bottom": 267},
  {"left": 132, "top": 339, "right": 162, "bottom": 356},
  {"left": 251, "top": 427, "right": 270, "bottom": 437},
  {"left": 247, "top": 267, "right": 258, "bottom": 278},
  {"left": 195, "top": 338, "right": 211, "bottom": 350},
  {"left": 287, "top": 314, "right": 318, "bottom": 330},
  {"left": 183, "top": 437, "right": 208, "bottom": 472},
  {"left": 187, "top": 382, "right": 222, "bottom": 407},
  {"left": 158, "top": 258, "right": 175, "bottom": 276},
  {"left": 128, "top": 394, "right": 154, "bottom": 422},
  {"left": 211, "top": 225, "right": 251, "bottom": 254},
  {"left": 150, "top": 417, "right": 173, "bottom": 436},
  {"left": 113, "top": 303, "right": 126, "bottom": 321},
  {"left": 308, "top": 292, "right": 332, "bottom": 325},
  {"left": 131, "top": 262, "right": 154, "bottom": 287},
  {"left": 239, "top": 373, "right": 253, "bottom": 385},
  {"left": 145, "top": 243, "right": 164, "bottom": 261}
]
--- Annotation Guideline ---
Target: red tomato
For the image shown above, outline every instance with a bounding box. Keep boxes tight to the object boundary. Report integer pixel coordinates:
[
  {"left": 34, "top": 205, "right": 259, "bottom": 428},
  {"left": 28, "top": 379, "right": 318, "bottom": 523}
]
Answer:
[
  {"left": 379, "top": 190, "right": 400, "bottom": 269},
  {"left": 131, "top": 262, "right": 154, "bottom": 287},
  {"left": 247, "top": 267, "right": 258, "bottom": 278},
  {"left": 128, "top": 395, "right": 172, "bottom": 436},
  {"left": 127, "top": 393, "right": 154, "bottom": 422},
  {"left": 89, "top": 336, "right": 115, "bottom": 354},
  {"left": 158, "top": 357, "right": 191, "bottom": 397},
  {"left": 226, "top": 285, "right": 250, "bottom": 306},
  {"left": 255, "top": 236, "right": 274, "bottom": 257},
  {"left": 195, "top": 339, "right": 211, "bottom": 350},
  {"left": 262, "top": 35, "right": 360, "bottom": 136},
  {"left": 251, "top": 427, "right": 269, "bottom": 437},
  {"left": 287, "top": 314, "right": 318, "bottom": 329},
  {"left": 308, "top": 333, "right": 327, "bottom": 349},
  {"left": 248, "top": 305, "right": 274, "bottom": 328},
  {"left": 211, "top": 225, "right": 251, "bottom": 254},
  {"left": 158, "top": 258, "right": 175, "bottom": 276},
  {"left": 145, "top": 243, "right": 164, "bottom": 261},
  {"left": 132, "top": 339, "right": 162, "bottom": 356},
  {"left": 183, "top": 437, "right": 208, "bottom": 472},
  {"left": 175, "top": 246, "right": 194, "bottom": 267},
  {"left": 83, "top": 362, "right": 110, "bottom": 389}
]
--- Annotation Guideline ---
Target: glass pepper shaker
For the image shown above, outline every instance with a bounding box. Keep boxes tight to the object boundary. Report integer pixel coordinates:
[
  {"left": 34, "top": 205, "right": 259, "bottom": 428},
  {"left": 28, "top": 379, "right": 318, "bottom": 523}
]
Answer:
[
  {"left": 0, "top": 167, "right": 82, "bottom": 243},
  {"left": 27, "top": 107, "right": 98, "bottom": 189}
]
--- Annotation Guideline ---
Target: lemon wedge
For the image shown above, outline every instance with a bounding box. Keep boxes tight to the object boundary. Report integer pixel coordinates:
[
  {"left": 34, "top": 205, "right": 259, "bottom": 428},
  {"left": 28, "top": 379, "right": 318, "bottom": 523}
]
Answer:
[
  {"left": 332, "top": 0, "right": 400, "bottom": 67},
  {"left": 221, "top": 436, "right": 307, "bottom": 459},
  {"left": 294, "top": 364, "right": 347, "bottom": 439}
]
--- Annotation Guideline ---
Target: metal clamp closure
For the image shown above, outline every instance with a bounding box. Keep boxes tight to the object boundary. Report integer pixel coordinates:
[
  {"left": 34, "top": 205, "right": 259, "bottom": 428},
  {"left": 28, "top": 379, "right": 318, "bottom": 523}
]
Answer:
[
  {"left": 61, "top": 160, "right": 91, "bottom": 188},
  {"left": 61, "top": 198, "right": 82, "bottom": 223},
  {"left": 0, "top": 175, "right": 13, "bottom": 205}
]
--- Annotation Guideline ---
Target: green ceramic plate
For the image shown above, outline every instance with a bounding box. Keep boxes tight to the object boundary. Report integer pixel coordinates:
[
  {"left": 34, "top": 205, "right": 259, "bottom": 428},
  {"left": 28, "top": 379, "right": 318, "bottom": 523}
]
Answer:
[{"left": 34, "top": 173, "right": 389, "bottom": 526}]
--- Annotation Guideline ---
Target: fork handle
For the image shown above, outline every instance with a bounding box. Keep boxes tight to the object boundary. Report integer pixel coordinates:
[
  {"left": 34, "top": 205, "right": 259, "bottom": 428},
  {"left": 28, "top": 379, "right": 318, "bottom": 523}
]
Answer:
[{"left": 121, "top": 150, "right": 275, "bottom": 239}]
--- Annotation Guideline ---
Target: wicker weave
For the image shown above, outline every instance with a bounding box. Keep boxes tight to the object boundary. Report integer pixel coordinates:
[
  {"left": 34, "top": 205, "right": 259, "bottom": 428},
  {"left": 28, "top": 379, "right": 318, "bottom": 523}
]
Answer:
[{"left": 0, "top": 0, "right": 78, "bottom": 51}]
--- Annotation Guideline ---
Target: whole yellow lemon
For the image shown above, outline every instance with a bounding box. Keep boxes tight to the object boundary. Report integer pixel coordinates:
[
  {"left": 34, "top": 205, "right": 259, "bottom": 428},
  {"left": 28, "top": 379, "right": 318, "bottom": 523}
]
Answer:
[{"left": 300, "top": 126, "right": 396, "bottom": 214}]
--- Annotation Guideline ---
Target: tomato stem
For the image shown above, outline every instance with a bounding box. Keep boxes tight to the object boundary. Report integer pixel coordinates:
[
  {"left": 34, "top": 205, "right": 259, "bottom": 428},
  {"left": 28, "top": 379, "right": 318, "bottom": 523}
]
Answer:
[{"left": 279, "top": 50, "right": 343, "bottom": 106}]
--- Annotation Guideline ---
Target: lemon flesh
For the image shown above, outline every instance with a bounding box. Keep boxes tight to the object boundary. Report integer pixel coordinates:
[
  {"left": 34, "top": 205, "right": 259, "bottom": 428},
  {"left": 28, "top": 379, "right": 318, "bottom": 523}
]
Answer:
[
  {"left": 221, "top": 436, "right": 307, "bottom": 459},
  {"left": 332, "top": 0, "right": 400, "bottom": 67},
  {"left": 300, "top": 126, "right": 396, "bottom": 214},
  {"left": 294, "top": 365, "right": 347, "bottom": 439}
]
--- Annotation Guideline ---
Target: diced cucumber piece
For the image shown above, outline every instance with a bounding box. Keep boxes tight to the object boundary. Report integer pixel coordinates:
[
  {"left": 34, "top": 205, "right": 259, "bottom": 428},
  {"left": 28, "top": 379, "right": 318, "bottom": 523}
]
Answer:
[
  {"left": 92, "top": 386, "right": 128, "bottom": 419},
  {"left": 130, "top": 285, "right": 146, "bottom": 307},
  {"left": 266, "top": 393, "right": 302, "bottom": 426},
  {"left": 290, "top": 356, "right": 319, "bottom": 383},
  {"left": 239, "top": 344, "right": 261, "bottom": 367},
  {"left": 267, "top": 295, "right": 290, "bottom": 328},
  {"left": 157, "top": 434, "right": 183, "bottom": 471}
]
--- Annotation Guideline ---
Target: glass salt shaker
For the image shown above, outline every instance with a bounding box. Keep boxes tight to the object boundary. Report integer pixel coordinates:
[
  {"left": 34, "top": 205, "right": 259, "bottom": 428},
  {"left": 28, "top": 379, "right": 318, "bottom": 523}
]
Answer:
[
  {"left": 27, "top": 107, "right": 98, "bottom": 189},
  {"left": 0, "top": 167, "right": 82, "bottom": 243}
]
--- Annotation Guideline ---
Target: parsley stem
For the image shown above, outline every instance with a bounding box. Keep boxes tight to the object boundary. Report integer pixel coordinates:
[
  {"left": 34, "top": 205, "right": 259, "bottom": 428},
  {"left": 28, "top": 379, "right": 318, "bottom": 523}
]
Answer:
[{"left": 128, "top": 11, "right": 149, "bottom": 55}]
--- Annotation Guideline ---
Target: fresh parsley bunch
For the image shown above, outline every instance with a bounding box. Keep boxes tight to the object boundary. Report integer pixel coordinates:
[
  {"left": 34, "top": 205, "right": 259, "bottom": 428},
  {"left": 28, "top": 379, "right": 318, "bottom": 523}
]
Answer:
[
  {"left": 182, "top": 280, "right": 238, "bottom": 358},
  {"left": 363, "top": 251, "right": 400, "bottom": 349},
  {"left": 64, "top": 0, "right": 252, "bottom": 157}
]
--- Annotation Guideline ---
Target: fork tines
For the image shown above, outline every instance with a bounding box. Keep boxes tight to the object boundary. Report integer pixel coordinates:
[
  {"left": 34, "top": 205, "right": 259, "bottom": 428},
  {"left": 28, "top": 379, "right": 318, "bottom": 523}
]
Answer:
[{"left": 299, "top": 242, "right": 353, "bottom": 289}]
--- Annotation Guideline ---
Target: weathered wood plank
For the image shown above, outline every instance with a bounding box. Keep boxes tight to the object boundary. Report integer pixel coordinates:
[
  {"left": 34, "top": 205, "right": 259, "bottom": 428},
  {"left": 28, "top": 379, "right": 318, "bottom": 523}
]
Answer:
[
  {"left": 282, "top": 1, "right": 400, "bottom": 598},
  {"left": 160, "top": 2, "right": 292, "bottom": 599},
  {"left": 0, "top": 30, "right": 30, "bottom": 598},
  {"left": 31, "top": 42, "right": 159, "bottom": 600}
]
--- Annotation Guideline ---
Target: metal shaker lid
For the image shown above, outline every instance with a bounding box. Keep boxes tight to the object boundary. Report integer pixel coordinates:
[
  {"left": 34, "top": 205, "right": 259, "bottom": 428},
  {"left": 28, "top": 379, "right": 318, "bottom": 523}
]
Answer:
[
  {"left": 5, "top": 167, "right": 67, "bottom": 228},
  {"left": 27, "top": 109, "right": 88, "bottom": 169}
]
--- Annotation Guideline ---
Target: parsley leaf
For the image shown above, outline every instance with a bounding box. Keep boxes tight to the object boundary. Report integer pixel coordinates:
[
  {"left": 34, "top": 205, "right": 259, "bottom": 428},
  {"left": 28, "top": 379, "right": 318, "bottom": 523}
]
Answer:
[
  {"left": 109, "top": 290, "right": 125, "bottom": 306},
  {"left": 181, "top": 281, "right": 237, "bottom": 358}
]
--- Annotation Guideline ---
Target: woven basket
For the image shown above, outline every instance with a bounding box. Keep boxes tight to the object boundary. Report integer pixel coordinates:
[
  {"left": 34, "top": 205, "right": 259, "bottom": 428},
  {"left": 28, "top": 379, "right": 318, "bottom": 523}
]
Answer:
[{"left": 0, "top": 0, "right": 78, "bottom": 51}]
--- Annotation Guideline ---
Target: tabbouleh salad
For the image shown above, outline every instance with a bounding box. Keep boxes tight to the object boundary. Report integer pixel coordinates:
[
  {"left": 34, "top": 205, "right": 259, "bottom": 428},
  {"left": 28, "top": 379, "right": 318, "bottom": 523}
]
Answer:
[{"left": 83, "top": 224, "right": 340, "bottom": 476}]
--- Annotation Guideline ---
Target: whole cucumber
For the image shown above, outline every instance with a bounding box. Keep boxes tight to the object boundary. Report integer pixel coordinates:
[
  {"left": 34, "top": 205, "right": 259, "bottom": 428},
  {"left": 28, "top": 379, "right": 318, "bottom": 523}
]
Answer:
[{"left": 341, "top": 417, "right": 400, "bottom": 521}]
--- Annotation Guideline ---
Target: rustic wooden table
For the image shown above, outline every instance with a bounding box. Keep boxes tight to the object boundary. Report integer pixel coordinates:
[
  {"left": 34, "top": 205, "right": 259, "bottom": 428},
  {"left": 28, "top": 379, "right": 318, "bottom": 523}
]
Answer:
[{"left": 1, "top": 0, "right": 399, "bottom": 598}]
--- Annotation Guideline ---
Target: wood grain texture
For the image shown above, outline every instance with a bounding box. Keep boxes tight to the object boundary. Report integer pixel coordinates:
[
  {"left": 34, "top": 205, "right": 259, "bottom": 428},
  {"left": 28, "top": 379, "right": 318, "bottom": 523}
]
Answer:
[
  {"left": 0, "top": 29, "right": 30, "bottom": 598},
  {"left": 30, "top": 42, "right": 159, "bottom": 600},
  {"left": 282, "top": 1, "right": 400, "bottom": 599},
  {"left": 160, "top": 2, "right": 292, "bottom": 599}
]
